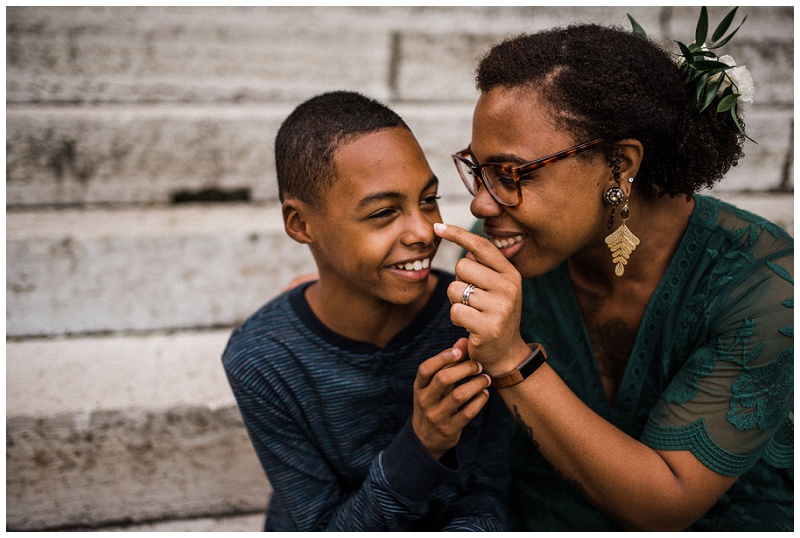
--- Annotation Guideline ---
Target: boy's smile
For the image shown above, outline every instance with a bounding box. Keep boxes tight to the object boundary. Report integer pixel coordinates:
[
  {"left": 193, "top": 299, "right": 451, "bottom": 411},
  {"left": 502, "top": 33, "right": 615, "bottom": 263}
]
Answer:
[
  {"left": 301, "top": 126, "right": 442, "bottom": 320},
  {"left": 388, "top": 256, "right": 431, "bottom": 278}
]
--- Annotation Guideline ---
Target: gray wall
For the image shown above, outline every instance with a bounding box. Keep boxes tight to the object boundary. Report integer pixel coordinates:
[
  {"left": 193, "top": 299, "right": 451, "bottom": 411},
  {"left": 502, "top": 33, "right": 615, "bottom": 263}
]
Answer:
[{"left": 6, "top": 6, "right": 793, "bottom": 530}]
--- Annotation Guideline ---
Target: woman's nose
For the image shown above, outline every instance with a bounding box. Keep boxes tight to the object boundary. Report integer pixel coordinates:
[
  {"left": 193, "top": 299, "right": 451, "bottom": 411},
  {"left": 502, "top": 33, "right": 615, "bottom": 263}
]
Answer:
[{"left": 470, "top": 182, "right": 504, "bottom": 220}]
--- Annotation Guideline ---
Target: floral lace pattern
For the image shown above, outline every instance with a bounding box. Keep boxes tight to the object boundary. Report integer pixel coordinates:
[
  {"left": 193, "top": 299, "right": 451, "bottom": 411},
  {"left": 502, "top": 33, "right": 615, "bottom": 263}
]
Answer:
[
  {"left": 512, "top": 194, "right": 793, "bottom": 530},
  {"left": 729, "top": 346, "right": 793, "bottom": 431},
  {"left": 647, "top": 195, "right": 793, "bottom": 468}
]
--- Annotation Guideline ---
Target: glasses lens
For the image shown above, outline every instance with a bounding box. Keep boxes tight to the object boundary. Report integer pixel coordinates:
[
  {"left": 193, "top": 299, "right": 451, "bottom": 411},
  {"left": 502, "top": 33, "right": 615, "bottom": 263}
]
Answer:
[
  {"left": 482, "top": 167, "right": 521, "bottom": 206},
  {"left": 454, "top": 157, "right": 479, "bottom": 196}
]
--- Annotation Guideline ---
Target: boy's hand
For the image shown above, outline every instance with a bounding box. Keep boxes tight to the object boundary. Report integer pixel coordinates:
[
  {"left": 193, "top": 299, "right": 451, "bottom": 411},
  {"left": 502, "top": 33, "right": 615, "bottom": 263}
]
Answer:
[{"left": 412, "top": 337, "right": 492, "bottom": 461}]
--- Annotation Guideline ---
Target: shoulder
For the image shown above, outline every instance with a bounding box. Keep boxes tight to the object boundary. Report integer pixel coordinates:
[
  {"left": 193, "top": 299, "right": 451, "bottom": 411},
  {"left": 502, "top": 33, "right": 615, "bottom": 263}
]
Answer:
[
  {"left": 697, "top": 195, "right": 793, "bottom": 256},
  {"left": 690, "top": 196, "right": 792, "bottom": 291},
  {"left": 221, "top": 287, "right": 305, "bottom": 380}
]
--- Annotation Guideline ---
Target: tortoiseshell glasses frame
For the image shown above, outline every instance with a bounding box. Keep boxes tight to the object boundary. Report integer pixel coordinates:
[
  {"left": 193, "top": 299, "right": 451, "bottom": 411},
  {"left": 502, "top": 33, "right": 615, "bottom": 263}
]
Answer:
[{"left": 452, "top": 138, "right": 605, "bottom": 207}]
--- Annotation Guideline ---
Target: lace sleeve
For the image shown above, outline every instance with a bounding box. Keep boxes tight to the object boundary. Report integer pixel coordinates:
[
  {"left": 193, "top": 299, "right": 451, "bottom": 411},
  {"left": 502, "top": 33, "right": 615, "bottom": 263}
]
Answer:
[{"left": 641, "top": 220, "right": 793, "bottom": 476}]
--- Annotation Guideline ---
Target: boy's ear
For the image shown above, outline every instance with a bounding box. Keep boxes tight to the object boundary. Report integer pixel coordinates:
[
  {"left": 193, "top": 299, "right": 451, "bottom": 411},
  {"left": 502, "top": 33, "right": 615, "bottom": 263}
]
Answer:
[{"left": 282, "top": 199, "right": 315, "bottom": 244}]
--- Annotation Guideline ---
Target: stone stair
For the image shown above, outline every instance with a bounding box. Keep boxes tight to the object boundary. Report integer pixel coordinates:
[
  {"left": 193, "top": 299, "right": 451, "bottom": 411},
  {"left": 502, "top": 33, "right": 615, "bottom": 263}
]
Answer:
[{"left": 6, "top": 6, "right": 793, "bottom": 531}]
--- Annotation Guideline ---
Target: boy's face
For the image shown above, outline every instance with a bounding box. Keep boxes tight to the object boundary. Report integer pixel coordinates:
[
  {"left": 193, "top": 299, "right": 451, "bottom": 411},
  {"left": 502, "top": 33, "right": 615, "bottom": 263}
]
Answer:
[{"left": 305, "top": 127, "right": 442, "bottom": 307}]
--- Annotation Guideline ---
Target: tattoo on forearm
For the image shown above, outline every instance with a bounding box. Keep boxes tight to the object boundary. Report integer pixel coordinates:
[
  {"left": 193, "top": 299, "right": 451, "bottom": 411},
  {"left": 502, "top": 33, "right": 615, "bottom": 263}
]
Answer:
[
  {"left": 513, "top": 405, "right": 538, "bottom": 449},
  {"left": 513, "top": 405, "right": 587, "bottom": 499}
]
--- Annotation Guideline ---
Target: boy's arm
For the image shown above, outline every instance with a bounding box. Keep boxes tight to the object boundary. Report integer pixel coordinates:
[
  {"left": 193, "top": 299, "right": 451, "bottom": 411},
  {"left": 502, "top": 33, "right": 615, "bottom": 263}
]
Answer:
[
  {"left": 411, "top": 338, "right": 512, "bottom": 531},
  {"left": 225, "top": 347, "right": 479, "bottom": 532},
  {"left": 439, "top": 389, "right": 512, "bottom": 531}
]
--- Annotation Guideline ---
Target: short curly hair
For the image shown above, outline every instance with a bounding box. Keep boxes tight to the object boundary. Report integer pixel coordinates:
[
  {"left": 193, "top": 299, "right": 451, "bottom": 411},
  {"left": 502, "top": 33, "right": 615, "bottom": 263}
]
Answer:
[
  {"left": 275, "top": 91, "right": 409, "bottom": 206},
  {"left": 476, "top": 24, "right": 745, "bottom": 198}
]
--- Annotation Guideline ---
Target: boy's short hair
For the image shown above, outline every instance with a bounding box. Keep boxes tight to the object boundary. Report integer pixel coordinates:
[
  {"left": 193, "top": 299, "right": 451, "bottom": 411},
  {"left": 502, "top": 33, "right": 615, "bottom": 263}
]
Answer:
[{"left": 275, "top": 90, "right": 409, "bottom": 207}]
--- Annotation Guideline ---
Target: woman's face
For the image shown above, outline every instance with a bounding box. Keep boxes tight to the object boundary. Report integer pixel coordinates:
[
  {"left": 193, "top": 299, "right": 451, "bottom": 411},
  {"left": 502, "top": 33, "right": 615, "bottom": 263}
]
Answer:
[{"left": 468, "top": 87, "right": 612, "bottom": 278}]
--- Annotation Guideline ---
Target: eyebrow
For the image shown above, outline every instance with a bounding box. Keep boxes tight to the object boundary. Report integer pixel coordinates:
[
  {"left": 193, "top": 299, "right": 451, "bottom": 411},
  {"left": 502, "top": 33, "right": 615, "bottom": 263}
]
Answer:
[
  {"left": 356, "top": 176, "right": 439, "bottom": 209},
  {"left": 484, "top": 152, "right": 529, "bottom": 166},
  {"left": 469, "top": 146, "right": 528, "bottom": 166}
]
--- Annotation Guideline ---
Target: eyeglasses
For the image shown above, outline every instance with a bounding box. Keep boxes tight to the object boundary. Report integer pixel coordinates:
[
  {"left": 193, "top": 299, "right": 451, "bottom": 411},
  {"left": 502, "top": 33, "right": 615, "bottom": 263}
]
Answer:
[{"left": 452, "top": 138, "right": 605, "bottom": 207}]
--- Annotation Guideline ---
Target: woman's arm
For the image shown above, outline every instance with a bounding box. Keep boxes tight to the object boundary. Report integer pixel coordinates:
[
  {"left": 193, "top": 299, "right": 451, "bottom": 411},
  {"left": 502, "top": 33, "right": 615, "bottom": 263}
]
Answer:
[
  {"left": 499, "top": 364, "right": 736, "bottom": 530},
  {"left": 433, "top": 222, "right": 738, "bottom": 531}
]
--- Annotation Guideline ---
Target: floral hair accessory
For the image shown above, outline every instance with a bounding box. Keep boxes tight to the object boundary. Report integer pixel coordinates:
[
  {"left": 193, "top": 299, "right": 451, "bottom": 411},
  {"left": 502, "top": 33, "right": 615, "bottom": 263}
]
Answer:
[{"left": 628, "top": 7, "right": 755, "bottom": 141}]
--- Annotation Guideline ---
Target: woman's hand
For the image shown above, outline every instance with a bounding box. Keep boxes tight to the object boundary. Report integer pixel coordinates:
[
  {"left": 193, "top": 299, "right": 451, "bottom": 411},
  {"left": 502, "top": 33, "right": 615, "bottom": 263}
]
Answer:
[
  {"left": 412, "top": 338, "right": 491, "bottom": 461},
  {"left": 434, "top": 223, "right": 531, "bottom": 374}
]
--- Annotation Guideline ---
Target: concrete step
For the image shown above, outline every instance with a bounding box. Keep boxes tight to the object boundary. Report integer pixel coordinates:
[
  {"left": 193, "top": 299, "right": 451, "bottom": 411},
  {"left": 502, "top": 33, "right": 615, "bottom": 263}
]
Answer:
[
  {"left": 89, "top": 512, "right": 265, "bottom": 532},
  {"left": 6, "top": 200, "right": 477, "bottom": 338},
  {"left": 7, "top": 7, "right": 792, "bottom": 105},
  {"left": 7, "top": 105, "right": 793, "bottom": 207},
  {"left": 6, "top": 103, "right": 478, "bottom": 207},
  {"left": 6, "top": 329, "right": 271, "bottom": 531},
  {"left": 7, "top": 194, "right": 793, "bottom": 339}
]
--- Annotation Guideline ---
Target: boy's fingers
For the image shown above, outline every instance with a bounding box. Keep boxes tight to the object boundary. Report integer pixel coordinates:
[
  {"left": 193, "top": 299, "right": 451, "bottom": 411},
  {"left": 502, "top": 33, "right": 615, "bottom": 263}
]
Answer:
[
  {"left": 451, "top": 388, "right": 490, "bottom": 429},
  {"left": 445, "top": 374, "right": 491, "bottom": 411},
  {"left": 428, "top": 359, "right": 484, "bottom": 394},
  {"left": 415, "top": 339, "right": 467, "bottom": 389},
  {"left": 421, "top": 376, "right": 491, "bottom": 432}
]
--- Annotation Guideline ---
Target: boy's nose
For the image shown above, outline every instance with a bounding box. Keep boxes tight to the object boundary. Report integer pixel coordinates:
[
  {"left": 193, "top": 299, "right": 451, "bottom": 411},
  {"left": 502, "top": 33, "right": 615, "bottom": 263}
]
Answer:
[{"left": 402, "top": 211, "right": 436, "bottom": 246}]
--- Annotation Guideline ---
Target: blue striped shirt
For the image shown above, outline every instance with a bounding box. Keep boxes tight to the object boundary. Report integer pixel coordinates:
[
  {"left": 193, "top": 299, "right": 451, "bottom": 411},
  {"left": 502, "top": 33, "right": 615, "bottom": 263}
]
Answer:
[{"left": 222, "top": 271, "right": 511, "bottom": 531}]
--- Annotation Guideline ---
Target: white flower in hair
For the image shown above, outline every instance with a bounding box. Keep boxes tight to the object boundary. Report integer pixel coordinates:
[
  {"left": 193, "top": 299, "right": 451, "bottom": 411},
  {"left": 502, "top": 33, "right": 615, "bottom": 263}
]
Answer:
[
  {"left": 712, "top": 55, "right": 755, "bottom": 115},
  {"left": 628, "top": 6, "right": 755, "bottom": 141}
]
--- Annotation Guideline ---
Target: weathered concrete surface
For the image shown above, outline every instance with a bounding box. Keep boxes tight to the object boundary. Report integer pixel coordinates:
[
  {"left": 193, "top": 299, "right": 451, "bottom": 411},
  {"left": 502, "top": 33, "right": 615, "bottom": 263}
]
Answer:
[
  {"left": 6, "top": 7, "right": 793, "bottom": 105},
  {"left": 89, "top": 512, "right": 265, "bottom": 532},
  {"left": 5, "top": 6, "right": 794, "bottom": 209},
  {"left": 6, "top": 106, "right": 792, "bottom": 207},
  {"left": 5, "top": 105, "right": 293, "bottom": 206},
  {"left": 6, "top": 330, "right": 270, "bottom": 531},
  {"left": 6, "top": 203, "right": 316, "bottom": 337},
  {"left": 7, "top": 406, "right": 269, "bottom": 531},
  {"left": 5, "top": 104, "right": 478, "bottom": 206},
  {"left": 6, "top": 330, "right": 236, "bottom": 416},
  {"left": 6, "top": 200, "right": 476, "bottom": 337}
]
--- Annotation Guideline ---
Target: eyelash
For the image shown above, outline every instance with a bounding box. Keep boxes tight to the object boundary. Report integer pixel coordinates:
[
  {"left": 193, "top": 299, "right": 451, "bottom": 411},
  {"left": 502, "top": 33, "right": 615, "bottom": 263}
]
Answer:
[{"left": 368, "top": 194, "right": 440, "bottom": 220}]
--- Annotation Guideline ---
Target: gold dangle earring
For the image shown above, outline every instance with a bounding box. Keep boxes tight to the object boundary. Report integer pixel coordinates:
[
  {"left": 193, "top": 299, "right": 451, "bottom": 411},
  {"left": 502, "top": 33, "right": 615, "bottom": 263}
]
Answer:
[{"left": 604, "top": 178, "right": 639, "bottom": 277}]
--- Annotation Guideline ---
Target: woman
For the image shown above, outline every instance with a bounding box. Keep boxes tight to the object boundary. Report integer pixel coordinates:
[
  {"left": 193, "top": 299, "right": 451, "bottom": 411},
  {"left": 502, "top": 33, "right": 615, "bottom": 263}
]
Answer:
[{"left": 434, "top": 18, "right": 793, "bottom": 531}]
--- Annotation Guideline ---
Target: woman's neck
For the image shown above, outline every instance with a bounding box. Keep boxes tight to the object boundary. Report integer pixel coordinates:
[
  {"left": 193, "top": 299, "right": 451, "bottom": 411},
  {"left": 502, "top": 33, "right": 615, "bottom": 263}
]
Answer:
[
  {"left": 567, "top": 194, "right": 695, "bottom": 402},
  {"left": 571, "top": 194, "right": 695, "bottom": 291}
]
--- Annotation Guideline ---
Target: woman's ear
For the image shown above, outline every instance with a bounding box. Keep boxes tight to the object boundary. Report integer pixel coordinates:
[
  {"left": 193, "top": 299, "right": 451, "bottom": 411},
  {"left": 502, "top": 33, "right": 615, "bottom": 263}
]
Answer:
[
  {"left": 282, "top": 199, "right": 315, "bottom": 244},
  {"left": 611, "top": 138, "right": 644, "bottom": 196}
]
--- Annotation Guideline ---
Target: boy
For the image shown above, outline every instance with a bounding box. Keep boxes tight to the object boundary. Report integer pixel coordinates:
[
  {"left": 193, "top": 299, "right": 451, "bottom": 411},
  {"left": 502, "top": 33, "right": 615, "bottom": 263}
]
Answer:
[{"left": 222, "top": 91, "right": 510, "bottom": 531}]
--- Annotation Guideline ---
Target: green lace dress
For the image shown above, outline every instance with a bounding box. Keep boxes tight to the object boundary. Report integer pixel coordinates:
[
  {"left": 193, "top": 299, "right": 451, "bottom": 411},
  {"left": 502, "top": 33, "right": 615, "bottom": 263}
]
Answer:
[{"left": 510, "top": 195, "right": 793, "bottom": 531}]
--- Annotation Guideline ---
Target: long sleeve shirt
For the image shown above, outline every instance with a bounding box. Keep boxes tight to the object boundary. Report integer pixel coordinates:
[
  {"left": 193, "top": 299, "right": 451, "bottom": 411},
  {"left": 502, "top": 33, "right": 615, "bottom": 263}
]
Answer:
[{"left": 222, "top": 271, "right": 512, "bottom": 531}]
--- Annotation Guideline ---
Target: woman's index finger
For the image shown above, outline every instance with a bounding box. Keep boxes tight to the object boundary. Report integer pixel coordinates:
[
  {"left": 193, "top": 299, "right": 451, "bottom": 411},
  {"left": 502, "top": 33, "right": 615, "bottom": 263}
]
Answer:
[{"left": 434, "top": 222, "right": 512, "bottom": 273}]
